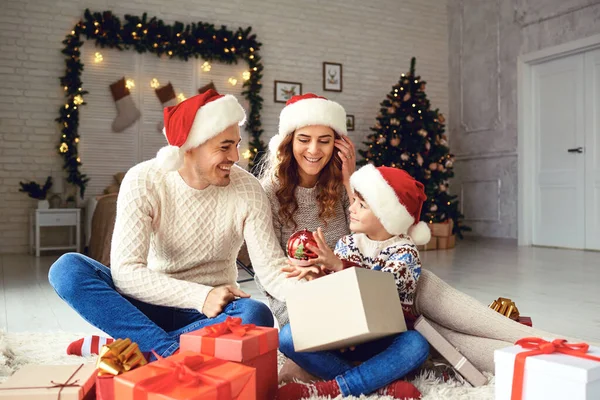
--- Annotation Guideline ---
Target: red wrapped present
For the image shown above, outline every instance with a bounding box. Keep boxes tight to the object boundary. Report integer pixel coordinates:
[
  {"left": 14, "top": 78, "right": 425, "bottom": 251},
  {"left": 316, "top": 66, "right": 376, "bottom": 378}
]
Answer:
[
  {"left": 95, "top": 338, "right": 148, "bottom": 400},
  {"left": 180, "top": 317, "right": 278, "bottom": 400},
  {"left": 517, "top": 316, "right": 532, "bottom": 327},
  {"left": 114, "top": 351, "right": 256, "bottom": 400}
]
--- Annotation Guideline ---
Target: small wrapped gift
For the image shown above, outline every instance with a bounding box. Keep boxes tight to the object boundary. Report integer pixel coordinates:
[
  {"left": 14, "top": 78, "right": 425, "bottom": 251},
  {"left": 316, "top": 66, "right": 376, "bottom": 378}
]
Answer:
[
  {"left": 495, "top": 337, "right": 600, "bottom": 400},
  {"left": 180, "top": 317, "right": 278, "bottom": 400},
  {"left": 489, "top": 297, "right": 520, "bottom": 320},
  {"left": 114, "top": 351, "right": 256, "bottom": 400},
  {"left": 518, "top": 316, "right": 533, "bottom": 327},
  {"left": 96, "top": 338, "right": 148, "bottom": 400},
  {"left": 0, "top": 363, "right": 97, "bottom": 399}
]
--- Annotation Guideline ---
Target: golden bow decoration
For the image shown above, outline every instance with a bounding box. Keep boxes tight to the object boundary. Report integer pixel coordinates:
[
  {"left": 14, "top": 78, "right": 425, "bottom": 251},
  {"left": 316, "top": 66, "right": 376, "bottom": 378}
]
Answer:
[
  {"left": 489, "top": 297, "right": 520, "bottom": 320},
  {"left": 96, "top": 338, "right": 148, "bottom": 376}
]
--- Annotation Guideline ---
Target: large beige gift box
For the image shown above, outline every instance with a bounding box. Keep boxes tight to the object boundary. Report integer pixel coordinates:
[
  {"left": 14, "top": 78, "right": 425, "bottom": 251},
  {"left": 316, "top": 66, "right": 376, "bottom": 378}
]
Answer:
[{"left": 286, "top": 267, "right": 406, "bottom": 352}]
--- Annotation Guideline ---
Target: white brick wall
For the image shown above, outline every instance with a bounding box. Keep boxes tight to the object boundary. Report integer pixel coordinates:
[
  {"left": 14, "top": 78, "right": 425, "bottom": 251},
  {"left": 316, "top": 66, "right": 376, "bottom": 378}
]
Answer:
[{"left": 0, "top": 0, "right": 448, "bottom": 254}]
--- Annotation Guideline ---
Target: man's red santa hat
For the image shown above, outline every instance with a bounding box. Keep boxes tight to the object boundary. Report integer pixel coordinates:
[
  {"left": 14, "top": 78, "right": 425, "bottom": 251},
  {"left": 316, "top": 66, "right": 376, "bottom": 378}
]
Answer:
[{"left": 156, "top": 89, "right": 246, "bottom": 171}]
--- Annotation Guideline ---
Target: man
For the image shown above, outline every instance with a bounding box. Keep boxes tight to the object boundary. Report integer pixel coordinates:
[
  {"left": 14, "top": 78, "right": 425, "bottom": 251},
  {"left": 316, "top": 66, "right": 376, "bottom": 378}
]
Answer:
[{"left": 49, "top": 90, "right": 301, "bottom": 358}]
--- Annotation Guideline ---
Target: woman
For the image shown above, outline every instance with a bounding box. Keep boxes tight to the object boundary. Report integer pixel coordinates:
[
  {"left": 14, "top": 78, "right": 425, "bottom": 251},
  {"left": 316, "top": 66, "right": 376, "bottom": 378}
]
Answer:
[{"left": 255, "top": 93, "right": 356, "bottom": 329}]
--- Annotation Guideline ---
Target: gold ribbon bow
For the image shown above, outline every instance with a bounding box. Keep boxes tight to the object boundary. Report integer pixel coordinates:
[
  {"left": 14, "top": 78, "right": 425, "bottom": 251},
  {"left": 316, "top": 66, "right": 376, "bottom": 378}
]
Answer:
[
  {"left": 489, "top": 297, "right": 520, "bottom": 320},
  {"left": 96, "top": 338, "right": 148, "bottom": 376}
]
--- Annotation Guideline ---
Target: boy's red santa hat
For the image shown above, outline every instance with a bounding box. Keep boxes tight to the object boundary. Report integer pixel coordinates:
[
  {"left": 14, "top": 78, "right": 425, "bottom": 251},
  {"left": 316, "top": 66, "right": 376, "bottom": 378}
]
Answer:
[
  {"left": 350, "top": 165, "right": 431, "bottom": 245},
  {"left": 156, "top": 89, "right": 246, "bottom": 171},
  {"left": 269, "top": 93, "right": 347, "bottom": 154}
]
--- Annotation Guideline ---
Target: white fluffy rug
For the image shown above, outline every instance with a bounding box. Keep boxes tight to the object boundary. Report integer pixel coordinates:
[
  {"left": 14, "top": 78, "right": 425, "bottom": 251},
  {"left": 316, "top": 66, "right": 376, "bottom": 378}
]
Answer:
[{"left": 0, "top": 330, "right": 495, "bottom": 399}]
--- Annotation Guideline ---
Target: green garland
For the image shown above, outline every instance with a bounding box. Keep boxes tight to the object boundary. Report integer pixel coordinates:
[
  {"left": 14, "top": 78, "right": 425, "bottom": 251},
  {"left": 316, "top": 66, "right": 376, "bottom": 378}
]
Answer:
[{"left": 58, "top": 9, "right": 266, "bottom": 198}]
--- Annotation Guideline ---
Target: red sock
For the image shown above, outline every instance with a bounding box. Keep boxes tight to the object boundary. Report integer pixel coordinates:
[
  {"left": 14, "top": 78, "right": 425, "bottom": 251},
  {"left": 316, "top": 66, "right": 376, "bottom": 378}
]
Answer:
[
  {"left": 66, "top": 336, "right": 114, "bottom": 356},
  {"left": 277, "top": 380, "right": 340, "bottom": 400},
  {"left": 377, "top": 379, "right": 422, "bottom": 399}
]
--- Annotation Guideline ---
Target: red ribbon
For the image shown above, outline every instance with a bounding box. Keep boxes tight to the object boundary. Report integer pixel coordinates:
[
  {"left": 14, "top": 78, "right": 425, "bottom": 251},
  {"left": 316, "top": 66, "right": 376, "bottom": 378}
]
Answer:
[
  {"left": 199, "top": 317, "right": 257, "bottom": 357},
  {"left": 511, "top": 337, "right": 600, "bottom": 400},
  {"left": 200, "top": 317, "right": 256, "bottom": 337},
  {"left": 132, "top": 352, "right": 231, "bottom": 400}
]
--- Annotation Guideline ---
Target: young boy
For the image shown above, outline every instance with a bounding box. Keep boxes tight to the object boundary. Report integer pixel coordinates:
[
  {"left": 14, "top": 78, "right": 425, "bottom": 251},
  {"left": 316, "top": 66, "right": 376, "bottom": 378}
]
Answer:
[{"left": 278, "top": 165, "right": 432, "bottom": 400}]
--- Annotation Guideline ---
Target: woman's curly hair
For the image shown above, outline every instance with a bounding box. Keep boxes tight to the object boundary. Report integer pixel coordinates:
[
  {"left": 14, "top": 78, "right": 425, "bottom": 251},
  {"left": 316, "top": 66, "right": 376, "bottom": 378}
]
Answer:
[{"left": 260, "top": 132, "right": 344, "bottom": 230}]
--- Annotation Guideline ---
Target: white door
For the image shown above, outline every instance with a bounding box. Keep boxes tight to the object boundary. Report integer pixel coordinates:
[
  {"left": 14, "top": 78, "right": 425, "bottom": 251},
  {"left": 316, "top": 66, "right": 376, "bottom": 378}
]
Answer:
[
  {"left": 585, "top": 49, "right": 600, "bottom": 250},
  {"left": 532, "top": 53, "right": 586, "bottom": 249}
]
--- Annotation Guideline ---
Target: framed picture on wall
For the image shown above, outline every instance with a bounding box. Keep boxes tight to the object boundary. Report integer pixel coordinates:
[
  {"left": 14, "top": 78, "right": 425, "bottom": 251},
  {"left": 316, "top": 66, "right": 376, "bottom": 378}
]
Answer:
[
  {"left": 346, "top": 114, "right": 355, "bottom": 131},
  {"left": 274, "top": 80, "right": 303, "bottom": 103},
  {"left": 323, "top": 62, "right": 342, "bottom": 92}
]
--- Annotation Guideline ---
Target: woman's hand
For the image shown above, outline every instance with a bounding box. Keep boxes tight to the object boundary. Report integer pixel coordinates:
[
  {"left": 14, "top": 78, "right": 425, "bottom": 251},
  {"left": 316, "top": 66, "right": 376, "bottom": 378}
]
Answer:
[
  {"left": 281, "top": 263, "right": 324, "bottom": 281},
  {"left": 305, "top": 228, "right": 344, "bottom": 272},
  {"left": 335, "top": 136, "right": 356, "bottom": 189}
]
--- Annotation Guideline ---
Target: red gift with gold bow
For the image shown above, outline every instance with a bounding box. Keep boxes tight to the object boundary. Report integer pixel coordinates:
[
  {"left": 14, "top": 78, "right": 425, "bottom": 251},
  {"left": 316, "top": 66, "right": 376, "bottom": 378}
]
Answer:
[
  {"left": 96, "top": 338, "right": 148, "bottom": 400},
  {"left": 489, "top": 297, "right": 533, "bottom": 327},
  {"left": 114, "top": 351, "right": 256, "bottom": 400},
  {"left": 180, "top": 317, "right": 278, "bottom": 400}
]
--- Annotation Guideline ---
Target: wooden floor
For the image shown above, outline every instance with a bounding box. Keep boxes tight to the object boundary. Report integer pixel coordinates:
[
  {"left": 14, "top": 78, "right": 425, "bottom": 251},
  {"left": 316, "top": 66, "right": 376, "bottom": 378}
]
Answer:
[{"left": 1, "top": 238, "right": 599, "bottom": 342}]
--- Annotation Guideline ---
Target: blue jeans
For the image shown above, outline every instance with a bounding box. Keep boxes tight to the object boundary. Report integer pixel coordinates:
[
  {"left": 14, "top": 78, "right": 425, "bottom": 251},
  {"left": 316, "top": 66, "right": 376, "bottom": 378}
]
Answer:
[
  {"left": 48, "top": 253, "right": 274, "bottom": 357},
  {"left": 279, "top": 324, "right": 429, "bottom": 397}
]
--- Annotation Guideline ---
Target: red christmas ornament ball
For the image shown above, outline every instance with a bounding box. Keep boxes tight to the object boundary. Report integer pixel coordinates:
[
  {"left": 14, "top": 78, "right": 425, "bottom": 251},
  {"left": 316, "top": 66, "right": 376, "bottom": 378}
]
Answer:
[{"left": 287, "top": 229, "right": 318, "bottom": 266}]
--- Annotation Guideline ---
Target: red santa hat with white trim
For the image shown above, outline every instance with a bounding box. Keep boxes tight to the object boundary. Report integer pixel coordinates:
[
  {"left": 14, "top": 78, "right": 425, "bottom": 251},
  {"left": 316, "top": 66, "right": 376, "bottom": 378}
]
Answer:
[
  {"left": 269, "top": 93, "right": 347, "bottom": 154},
  {"left": 350, "top": 164, "right": 431, "bottom": 245},
  {"left": 156, "top": 89, "right": 246, "bottom": 171}
]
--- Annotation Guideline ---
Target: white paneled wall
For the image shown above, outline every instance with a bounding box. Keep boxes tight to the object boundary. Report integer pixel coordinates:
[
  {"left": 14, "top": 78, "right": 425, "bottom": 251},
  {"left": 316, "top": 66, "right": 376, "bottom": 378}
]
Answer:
[{"left": 79, "top": 46, "right": 251, "bottom": 197}]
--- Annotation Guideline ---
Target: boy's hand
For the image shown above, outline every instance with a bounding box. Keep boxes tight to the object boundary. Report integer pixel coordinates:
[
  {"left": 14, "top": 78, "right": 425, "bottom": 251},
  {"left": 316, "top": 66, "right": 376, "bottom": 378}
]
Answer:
[{"left": 305, "top": 228, "right": 344, "bottom": 272}]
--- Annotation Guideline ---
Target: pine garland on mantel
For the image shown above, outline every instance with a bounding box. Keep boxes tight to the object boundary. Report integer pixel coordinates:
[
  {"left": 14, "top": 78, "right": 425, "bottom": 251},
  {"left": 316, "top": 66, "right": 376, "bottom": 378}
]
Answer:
[{"left": 58, "top": 9, "right": 266, "bottom": 197}]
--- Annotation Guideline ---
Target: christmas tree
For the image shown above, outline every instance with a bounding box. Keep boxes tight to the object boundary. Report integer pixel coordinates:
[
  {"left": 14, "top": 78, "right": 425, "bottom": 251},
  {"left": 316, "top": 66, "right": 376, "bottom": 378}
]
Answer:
[
  {"left": 294, "top": 244, "right": 306, "bottom": 259},
  {"left": 358, "top": 57, "right": 470, "bottom": 237}
]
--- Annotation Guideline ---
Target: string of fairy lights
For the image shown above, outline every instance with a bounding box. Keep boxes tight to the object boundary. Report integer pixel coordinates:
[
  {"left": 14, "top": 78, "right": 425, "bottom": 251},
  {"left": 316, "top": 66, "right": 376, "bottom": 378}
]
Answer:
[{"left": 58, "top": 9, "right": 266, "bottom": 197}]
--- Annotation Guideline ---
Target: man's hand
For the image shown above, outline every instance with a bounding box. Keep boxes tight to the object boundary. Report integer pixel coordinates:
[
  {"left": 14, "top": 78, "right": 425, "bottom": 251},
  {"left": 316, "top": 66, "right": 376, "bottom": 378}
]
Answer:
[{"left": 202, "top": 285, "right": 250, "bottom": 318}]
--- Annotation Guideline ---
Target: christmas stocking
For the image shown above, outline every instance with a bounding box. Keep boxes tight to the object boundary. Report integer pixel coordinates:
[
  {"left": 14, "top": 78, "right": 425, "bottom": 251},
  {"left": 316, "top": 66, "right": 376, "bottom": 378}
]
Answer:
[
  {"left": 155, "top": 82, "right": 178, "bottom": 132},
  {"left": 110, "top": 77, "right": 141, "bottom": 133},
  {"left": 198, "top": 81, "right": 216, "bottom": 94}
]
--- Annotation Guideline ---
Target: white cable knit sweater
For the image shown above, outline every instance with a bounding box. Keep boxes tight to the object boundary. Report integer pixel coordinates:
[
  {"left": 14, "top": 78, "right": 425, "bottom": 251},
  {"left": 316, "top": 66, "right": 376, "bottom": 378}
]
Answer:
[{"left": 110, "top": 160, "right": 300, "bottom": 312}]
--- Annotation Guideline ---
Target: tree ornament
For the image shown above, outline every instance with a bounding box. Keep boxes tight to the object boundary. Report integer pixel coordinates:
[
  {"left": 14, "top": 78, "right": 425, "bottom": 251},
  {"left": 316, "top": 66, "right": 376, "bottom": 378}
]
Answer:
[
  {"left": 416, "top": 153, "right": 424, "bottom": 166},
  {"left": 406, "top": 115, "right": 414, "bottom": 122},
  {"left": 430, "top": 204, "right": 438, "bottom": 212},
  {"left": 418, "top": 128, "right": 428, "bottom": 137},
  {"left": 390, "top": 136, "right": 401, "bottom": 147},
  {"left": 425, "top": 141, "right": 431, "bottom": 151},
  {"left": 403, "top": 93, "right": 411, "bottom": 102},
  {"left": 390, "top": 118, "right": 400, "bottom": 126},
  {"left": 438, "top": 114, "right": 446, "bottom": 123},
  {"left": 287, "top": 229, "right": 318, "bottom": 266},
  {"left": 401, "top": 152, "right": 410, "bottom": 161},
  {"left": 429, "top": 163, "right": 438, "bottom": 171}
]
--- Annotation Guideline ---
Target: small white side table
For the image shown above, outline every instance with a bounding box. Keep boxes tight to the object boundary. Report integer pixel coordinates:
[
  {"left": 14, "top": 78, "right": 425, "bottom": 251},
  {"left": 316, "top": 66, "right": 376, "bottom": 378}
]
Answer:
[{"left": 30, "top": 208, "right": 81, "bottom": 257}]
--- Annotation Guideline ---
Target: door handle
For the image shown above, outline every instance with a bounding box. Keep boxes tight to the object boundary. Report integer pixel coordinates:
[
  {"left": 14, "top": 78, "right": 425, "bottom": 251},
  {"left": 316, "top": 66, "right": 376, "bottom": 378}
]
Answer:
[{"left": 567, "top": 147, "right": 583, "bottom": 153}]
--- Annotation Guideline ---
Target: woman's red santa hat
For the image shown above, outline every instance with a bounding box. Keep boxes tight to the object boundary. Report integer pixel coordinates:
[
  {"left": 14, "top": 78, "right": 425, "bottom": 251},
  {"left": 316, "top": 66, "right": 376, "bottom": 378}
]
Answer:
[
  {"left": 156, "top": 89, "right": 246, "bottom": 171},
  {"left": 269, "top": 93, "right": 347, "bottom": 154},
  {"left": 350, "top": 165, "right": 431, "bottom": 245}
]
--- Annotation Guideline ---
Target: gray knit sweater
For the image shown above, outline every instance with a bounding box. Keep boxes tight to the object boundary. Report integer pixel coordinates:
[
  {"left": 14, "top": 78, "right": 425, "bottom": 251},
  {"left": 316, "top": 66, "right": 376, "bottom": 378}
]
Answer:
[{"left": 255, "top": 177, "right": 351, "bottom": 327}]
